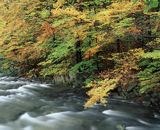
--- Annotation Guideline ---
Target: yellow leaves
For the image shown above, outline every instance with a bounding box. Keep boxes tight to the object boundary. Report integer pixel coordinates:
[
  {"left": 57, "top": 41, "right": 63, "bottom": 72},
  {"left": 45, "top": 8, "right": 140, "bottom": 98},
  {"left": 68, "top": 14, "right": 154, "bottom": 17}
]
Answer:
[
  {"left": 95, "top": 34, "right": 105, "bottom": 43},
  {"left": 74, "top": 27, "right": 88, "bottom": 40},
  {"left": 83, "top": 45, "right": 101, "bottom": 59},
  {"left": 85, "top": 78, "right": 118, "bottom": 107},
  {"left": 40, "top": 62, "right": 70, "bottom": 77},
  {"left": 52, "top": 7, "right": 81, "bottom": 17},
  {"left": 131, "top": 48, "right": 144, "bottom": 57},
  {"left": 94, "top": 2, "right": 144, "bottom": 24},
  {"left": 94, "top": 10, "right": 111, "bottom": 24},
  {"left": 111, "top": 48, "right": 144, "bottom": 64},
  {"left": 64, "top": 19, "right": 77, "bottom": 28},
  {"left": 2, "top": 18, "right": 27, "bottom": 33},
  {"left": 51, "top": 6, "right": 90, "bottom": 26},
  {"left": 1, "top": 62, "right": 10, "bottom": 70},
  {"left": 110, "top": 1, "right": 144, "bottom": 13},
  {"left": 51, "top": 6, "right": 90, "bottom": 38},
  {"left": 0, "top": 19, "right": 5, "bottom": 29},
  {"left": 76, "top": 13, "right": 87, "bottom": 21},
  {"left": 85, "top": 48, "right": 144, "bottom": 107},
  {"left": 55, "top": 0, "right": 66, "bottom": 8}
]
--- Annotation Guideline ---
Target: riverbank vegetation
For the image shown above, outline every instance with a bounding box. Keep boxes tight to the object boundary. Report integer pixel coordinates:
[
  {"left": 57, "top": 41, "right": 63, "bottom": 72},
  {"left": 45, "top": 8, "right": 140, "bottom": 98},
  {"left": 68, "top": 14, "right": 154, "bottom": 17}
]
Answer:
[{"left": 0, "top": 0, "right": 159, "bottom": 108}]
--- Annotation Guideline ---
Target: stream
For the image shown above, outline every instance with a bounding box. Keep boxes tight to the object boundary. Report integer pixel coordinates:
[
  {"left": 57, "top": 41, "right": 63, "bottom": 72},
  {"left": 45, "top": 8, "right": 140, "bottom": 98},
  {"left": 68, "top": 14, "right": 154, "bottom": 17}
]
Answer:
[{"left": 0, "top": 76, "right": 160, "bottom": 130}]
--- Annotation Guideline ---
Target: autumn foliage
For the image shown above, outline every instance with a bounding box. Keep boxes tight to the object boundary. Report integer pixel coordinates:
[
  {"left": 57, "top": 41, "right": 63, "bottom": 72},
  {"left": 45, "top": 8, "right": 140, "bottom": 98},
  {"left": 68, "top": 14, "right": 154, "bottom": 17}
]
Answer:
[{"left": 0, "top": 0, "right": 159, "bottom": 107}]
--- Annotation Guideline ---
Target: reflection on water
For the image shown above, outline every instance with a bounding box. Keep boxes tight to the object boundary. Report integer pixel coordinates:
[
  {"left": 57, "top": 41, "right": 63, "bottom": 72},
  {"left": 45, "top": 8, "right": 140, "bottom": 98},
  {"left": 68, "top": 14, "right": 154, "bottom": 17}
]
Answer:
[{"left": 0, "top": 76, "right": 159, "bottom": 130}]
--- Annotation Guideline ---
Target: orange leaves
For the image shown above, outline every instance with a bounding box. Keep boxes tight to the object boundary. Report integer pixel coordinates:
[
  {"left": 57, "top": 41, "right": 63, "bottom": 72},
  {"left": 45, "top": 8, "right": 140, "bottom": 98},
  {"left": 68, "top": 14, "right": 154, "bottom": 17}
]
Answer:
[
  {"left": 5, "top": 45, "right": 44, "bottom": 63},
  {"left": 38, "top": 22, "right": 57, "bottom": 43},
  {"left": 83, "top": 45, "right": 101, "bottom": 59},
  {"left": 4, "top": 44, "right": 45, "bottom": 77},
  {"left": 128, "top": 27, "right": 141, "bottom": 34},
  {"left": 42, "top": 22, "right": 57, "bottom": 35},
  {"left": 18, "top": 46, "right": 43, "bottom": 61}
]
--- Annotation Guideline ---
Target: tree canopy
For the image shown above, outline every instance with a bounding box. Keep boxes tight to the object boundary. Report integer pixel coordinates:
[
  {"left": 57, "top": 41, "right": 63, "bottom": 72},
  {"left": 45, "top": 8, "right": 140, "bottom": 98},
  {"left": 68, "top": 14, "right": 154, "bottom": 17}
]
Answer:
[{"left": 0, "top": 0, "right": 160, "bottom": 107}]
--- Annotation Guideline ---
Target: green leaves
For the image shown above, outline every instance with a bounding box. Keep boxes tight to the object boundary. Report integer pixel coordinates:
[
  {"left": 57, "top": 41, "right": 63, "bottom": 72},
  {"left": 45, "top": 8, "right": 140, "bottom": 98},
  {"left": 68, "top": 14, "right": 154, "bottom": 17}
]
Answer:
[
  {"left": 69, "top": 59, "right": 97, "bottom": 75},
  {"left": 48, "top": 37, "right": 75, "bottom": 62},
  {"left": 39, "top": 9, "right": 51, "bottom": 18},
  {"left": 138, "top": 51, "right": 160, "bottom": 93},
  {"left": 144, "top": 0, "right": 159, "bottom": 12},
  {"left": 143, "top": 50, "right": 160, "bottom": 59},
  {"left": 133, "top": 0, "right": 159, "bottom": 12},
  {"left": 149, "top": 0, "right": 159, "bottom": 7},
  {"left": 78, "top": 0, "right": 111, "bottom": 9},
  {"left": 146, "top": 0, "right": 159, "bottom": 8},
  {"left": 114, "top": 18, "right": 135, "bottom": 38}
]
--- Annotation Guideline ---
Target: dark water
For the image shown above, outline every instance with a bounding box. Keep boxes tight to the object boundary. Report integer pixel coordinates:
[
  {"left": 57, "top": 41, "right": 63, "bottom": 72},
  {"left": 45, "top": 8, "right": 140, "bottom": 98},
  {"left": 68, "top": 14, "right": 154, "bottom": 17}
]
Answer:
[{"left": 0, "top": 77, "right": 159, "bottom": 130}]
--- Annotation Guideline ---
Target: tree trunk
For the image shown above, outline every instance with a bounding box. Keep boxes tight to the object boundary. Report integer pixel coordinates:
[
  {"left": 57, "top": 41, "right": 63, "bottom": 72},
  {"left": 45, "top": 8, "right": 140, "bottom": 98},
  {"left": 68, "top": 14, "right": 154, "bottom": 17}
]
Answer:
[{"left": 75, "top": 40, "right": 82, "bottom": 63}]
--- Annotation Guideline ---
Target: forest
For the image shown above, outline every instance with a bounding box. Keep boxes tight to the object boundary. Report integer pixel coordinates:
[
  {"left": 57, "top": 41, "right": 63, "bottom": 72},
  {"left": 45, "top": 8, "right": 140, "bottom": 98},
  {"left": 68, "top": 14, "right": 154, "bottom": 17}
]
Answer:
[{"left": 0, "top": 0, "right": 160, "bottom": 109}]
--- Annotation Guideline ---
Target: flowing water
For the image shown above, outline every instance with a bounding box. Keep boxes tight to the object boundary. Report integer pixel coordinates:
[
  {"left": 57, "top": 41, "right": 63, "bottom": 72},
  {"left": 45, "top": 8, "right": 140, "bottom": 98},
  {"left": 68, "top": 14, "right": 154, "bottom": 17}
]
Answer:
[{"left": 0, "top": 76, "right": 159, "bottom": 130}]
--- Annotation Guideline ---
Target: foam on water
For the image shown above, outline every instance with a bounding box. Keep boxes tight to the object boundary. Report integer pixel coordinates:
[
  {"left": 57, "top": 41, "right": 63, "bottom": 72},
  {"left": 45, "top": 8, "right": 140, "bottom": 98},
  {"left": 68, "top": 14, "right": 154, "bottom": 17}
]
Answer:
[
  {"left": 102, "top": 110, "right": 133, "bottom": 119},
  {"left": 0, "top": 76, "right": 159, "bottom": 130}
]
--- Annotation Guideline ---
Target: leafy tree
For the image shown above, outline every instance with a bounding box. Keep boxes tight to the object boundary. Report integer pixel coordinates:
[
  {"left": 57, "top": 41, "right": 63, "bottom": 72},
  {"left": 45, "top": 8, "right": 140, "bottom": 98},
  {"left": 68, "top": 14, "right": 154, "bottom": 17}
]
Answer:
[{"left": 0, "top": 0, "right": 159, "bottom": 108}]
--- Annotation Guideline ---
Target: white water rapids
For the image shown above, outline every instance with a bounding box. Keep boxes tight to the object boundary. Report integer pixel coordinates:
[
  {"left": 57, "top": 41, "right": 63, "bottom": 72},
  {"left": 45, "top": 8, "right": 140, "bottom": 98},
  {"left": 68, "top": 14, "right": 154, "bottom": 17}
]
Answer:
[{"left": 0, "top": 76, "right": 159, "bottom": 130}]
